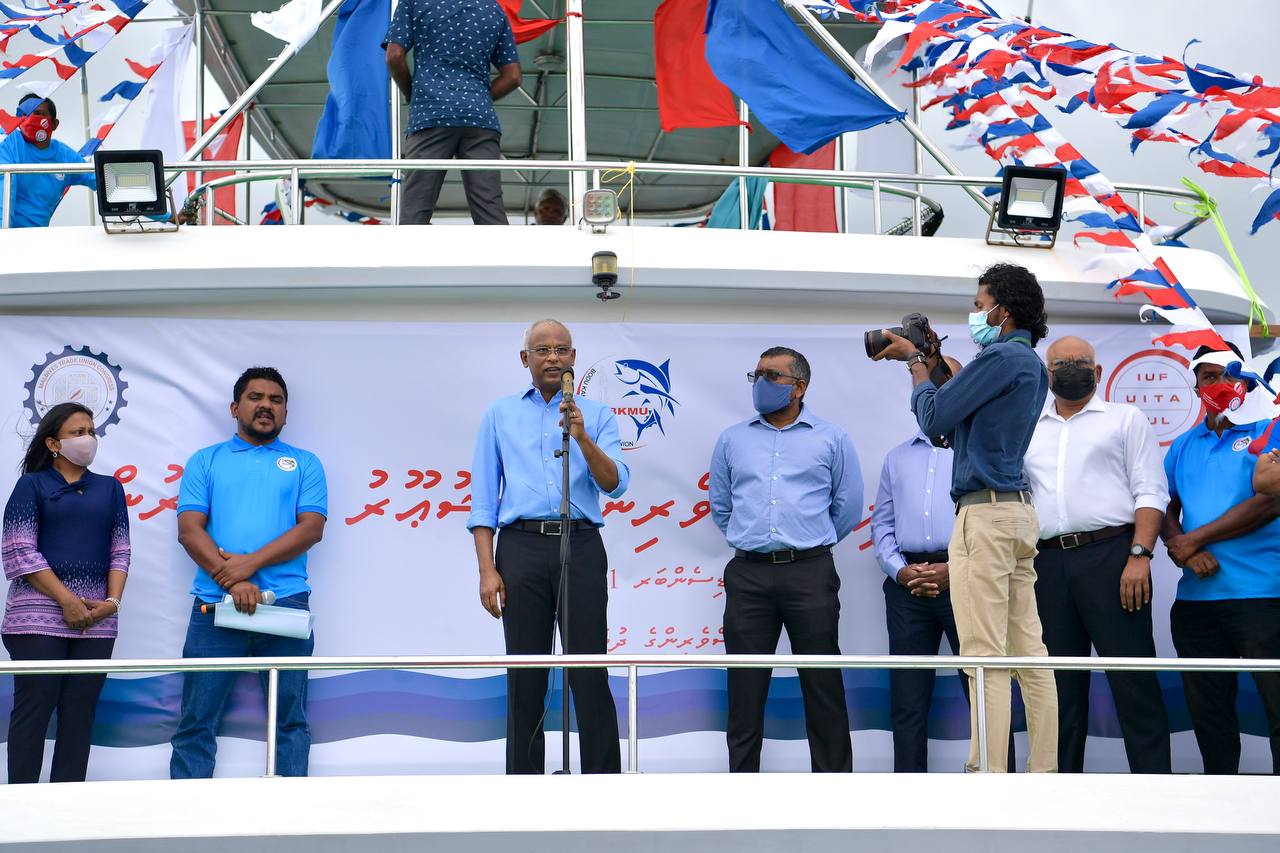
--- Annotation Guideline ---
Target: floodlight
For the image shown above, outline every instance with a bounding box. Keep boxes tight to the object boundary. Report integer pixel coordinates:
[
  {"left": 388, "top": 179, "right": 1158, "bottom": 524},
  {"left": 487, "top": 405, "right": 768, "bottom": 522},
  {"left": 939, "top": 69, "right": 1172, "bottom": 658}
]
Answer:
[
  {"left": 93, "top": 149, "right": 178, "bottom": 234},
  {"left": 582, "top": 188, "right": 618, "bottom": 233},
  {"left": 986, "top": 165, "right": 1066, "bottom": 249}
]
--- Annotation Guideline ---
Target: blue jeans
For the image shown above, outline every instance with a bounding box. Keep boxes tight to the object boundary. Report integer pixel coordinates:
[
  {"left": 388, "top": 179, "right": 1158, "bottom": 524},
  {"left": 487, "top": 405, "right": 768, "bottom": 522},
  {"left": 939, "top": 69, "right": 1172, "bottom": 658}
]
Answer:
[{"left": 169, "top": 593, "right": 314, "bottom": 778}]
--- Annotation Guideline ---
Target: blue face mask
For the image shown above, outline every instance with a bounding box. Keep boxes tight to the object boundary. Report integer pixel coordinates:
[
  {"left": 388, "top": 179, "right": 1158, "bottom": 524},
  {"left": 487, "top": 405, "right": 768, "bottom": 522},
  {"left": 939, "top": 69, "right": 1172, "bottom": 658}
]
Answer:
[
  {"left": 968, "top": 305, "right": 1001, "bottom": 347},
  {"left": 752, "top": 377, "right": 794, "bottom": 414}
]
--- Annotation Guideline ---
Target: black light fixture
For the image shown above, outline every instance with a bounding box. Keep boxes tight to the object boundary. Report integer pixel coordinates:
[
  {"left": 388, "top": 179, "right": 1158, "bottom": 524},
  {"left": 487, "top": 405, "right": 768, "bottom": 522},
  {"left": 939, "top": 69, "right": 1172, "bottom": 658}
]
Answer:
[
  {"left": 93, "top": 149, "right": 178, "bottom": 234},
  {"left": 591, "top": 250, "right": 620, "bottom": 300},
  {"left": 985, "top": 165, "right": 1066, "bottom": 249}
]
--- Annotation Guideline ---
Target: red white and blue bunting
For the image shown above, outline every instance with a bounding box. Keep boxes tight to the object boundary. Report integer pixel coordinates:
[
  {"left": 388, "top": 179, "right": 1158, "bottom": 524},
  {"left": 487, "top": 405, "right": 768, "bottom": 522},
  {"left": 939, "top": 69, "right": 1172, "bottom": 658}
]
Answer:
[{"left": 826, "top": 0, "right": 1280, "bottom": 350}]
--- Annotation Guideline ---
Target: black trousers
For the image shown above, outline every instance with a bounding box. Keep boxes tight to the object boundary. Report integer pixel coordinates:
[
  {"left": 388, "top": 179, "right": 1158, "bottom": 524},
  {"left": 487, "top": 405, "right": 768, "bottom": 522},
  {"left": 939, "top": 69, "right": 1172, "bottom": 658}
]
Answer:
[
  {"left": 883, "top": 576, "right": 1016, "bottom": 772},
  {"left": 495, "top": 526, "right": 619, "bottom": 774},
  {"left": 884, "top": 576, "right": 962, "bottom": 772},
  {"left": 1034, "top": 536, "right": 1171, "bottom": 773},
  {"left": 4, "top": 633, "right": 115, "bottom": 783},
  {"left": 1170, "top": 597, "right": 1280, "bottom": 774},
  {"left": 401, "top": 126, "right": 506, "bottom": 225},
  {"left": 722, "top": 553, "right": 851, "bottom": 772}
]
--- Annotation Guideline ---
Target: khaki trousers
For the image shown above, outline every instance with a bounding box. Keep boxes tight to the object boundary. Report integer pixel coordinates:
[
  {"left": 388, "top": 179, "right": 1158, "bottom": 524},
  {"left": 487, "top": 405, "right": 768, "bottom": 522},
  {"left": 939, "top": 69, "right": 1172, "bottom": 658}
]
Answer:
[{"left": 949, "top": 497, "right": 1058, "bottom": 772}]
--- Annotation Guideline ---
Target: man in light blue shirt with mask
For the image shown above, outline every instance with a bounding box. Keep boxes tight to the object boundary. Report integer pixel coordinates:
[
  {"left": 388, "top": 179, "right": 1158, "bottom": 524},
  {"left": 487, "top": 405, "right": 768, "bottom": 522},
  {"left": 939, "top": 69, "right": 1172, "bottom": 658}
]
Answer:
[{"left": 709, "top": 345, "right": 863, "bottom": 773}]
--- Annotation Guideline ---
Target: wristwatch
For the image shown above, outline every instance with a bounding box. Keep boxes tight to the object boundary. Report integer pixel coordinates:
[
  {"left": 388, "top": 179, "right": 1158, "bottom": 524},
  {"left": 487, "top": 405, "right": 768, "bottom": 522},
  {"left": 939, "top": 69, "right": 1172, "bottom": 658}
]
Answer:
[
  {"left": 906, "top": 352, "right": 928, "bottom": 370},
  {"left": 1129, "top": 544, "right": 1154, "bottom": 559}
]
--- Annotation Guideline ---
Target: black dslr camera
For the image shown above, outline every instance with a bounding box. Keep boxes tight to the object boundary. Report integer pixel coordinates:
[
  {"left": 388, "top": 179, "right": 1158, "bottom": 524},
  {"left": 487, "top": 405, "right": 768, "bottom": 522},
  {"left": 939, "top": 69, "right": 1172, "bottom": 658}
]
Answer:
[
  {"left": 864, "top": 312, "right": 935, "bottom": 360},
  {"left": 865, "top": 313, "right": 953, "bottom": 385}
]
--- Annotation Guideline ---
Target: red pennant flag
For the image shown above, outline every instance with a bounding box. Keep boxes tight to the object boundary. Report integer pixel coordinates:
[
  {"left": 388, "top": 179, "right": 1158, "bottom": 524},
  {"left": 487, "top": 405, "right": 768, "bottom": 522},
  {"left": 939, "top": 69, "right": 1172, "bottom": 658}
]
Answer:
[
  {"left": 125, "top": 58, "right": 161, "bottom": 79},
  {"left": 497, "top": 0, "right": 563, "bottom": 44},
  {"left": 182, "top": 113, "right": 245, "bottom": 226},
  {"left": 653, "top": 0, "right": 739, "bottom": 132},
  {"left": 768, "top": 141, "right": 837, "bottom": 233}
]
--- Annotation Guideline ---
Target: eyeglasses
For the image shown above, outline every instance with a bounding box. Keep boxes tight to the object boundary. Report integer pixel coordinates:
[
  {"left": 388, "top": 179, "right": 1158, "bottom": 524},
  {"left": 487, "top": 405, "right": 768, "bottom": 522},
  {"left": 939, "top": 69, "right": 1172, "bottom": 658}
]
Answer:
[
  {"left": 1048, "top": 358, "right": 1095, "bottom": 370},
  {"left": 746, "top": 369, "right": 801, "bottom": 384},
  {"left": 527, "top": 346, "right": 573, "bottom": 358}
]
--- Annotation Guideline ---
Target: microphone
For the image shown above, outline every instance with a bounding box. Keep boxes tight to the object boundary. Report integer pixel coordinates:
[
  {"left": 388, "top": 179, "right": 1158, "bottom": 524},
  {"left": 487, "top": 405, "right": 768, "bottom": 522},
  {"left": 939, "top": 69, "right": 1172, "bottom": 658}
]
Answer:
[
  {"left": 200, "top": 589, "right": 276, "bottom": 614},
  {"left": 560, "top": 368, "right": 575, "bottom": 439},
  {"left": 561, "top": 367, "right": 575, "bottom": 401}
]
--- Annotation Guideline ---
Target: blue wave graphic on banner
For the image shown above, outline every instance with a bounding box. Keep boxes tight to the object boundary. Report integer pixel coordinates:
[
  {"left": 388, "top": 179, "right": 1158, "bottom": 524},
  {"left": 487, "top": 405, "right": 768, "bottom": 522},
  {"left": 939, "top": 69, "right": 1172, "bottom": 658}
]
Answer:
[{"left": 0, "top": 669, "right": 1267, "bottom": 746}]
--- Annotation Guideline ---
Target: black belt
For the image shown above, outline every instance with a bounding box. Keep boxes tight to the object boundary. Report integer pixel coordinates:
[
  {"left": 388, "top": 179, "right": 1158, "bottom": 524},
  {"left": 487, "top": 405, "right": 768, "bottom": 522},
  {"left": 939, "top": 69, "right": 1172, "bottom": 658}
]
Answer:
[
  {"left": 509, "top": 518, "right": 597, "bottom": 536},
  {"left": 734, "top": 546, "right": 831, "bottom": 564},
  {"left": 955, "top": 489, "right": 1033, "bottom": 510},
  {"left": 1038, "top": 523, "right": 1134, "bottom": 551},
  {"left": 902, "top": 550, "right": 949, "bottom": 565}
]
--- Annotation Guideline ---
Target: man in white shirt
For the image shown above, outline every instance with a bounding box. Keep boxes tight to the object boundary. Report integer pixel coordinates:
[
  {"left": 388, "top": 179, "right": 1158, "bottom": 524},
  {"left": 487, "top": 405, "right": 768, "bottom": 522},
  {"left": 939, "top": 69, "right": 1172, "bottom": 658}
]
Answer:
[{"left": 1024, "top": 336, "right": 1171, "bottom": 773}]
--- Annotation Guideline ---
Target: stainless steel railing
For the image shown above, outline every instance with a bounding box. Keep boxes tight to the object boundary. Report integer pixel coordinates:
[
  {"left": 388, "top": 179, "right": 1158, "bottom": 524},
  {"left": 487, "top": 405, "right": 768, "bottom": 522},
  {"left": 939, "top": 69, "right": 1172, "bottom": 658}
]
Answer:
[
  {"left": 0, "top": 158, "right": 1205, "bottom": 237},
  {"left": 4, "top": 652, "right": 1277, "bottom": 775}
]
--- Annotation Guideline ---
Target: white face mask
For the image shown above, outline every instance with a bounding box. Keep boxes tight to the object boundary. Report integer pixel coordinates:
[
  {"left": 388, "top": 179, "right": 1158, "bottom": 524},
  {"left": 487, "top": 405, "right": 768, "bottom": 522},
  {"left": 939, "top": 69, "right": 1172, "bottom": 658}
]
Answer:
[{"left": 57, "top": 434, "right": 98, "bottom": 467}]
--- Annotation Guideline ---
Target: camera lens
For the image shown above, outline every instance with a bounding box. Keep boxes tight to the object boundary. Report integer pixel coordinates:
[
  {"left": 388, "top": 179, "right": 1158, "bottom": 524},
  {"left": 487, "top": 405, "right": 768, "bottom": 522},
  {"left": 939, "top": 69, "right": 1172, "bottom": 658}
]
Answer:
[{"left": 864, "top": 326, "right": 904, "bottom": 359}]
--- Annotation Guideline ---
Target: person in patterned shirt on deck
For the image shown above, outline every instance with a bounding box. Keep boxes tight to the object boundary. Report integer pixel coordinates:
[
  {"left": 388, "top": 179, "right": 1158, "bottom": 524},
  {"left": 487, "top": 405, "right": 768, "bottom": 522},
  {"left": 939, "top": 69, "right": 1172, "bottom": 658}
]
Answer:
[
  {"left": 2, "top": 402, "right": 129, "bottom": 784},
  {"left": 384, "top": 0, "right": 522, "bottom": 224}
]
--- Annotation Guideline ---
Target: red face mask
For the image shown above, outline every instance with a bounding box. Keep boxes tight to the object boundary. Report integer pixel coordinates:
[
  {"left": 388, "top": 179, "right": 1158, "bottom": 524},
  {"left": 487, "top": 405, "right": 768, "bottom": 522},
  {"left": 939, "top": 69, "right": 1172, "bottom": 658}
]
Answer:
[
  {"left": 1199, "top": 380, "right": 1247, "bottom": 415},
  {"left": 19, "top": 114, "right": 51, "bottom": 145}
]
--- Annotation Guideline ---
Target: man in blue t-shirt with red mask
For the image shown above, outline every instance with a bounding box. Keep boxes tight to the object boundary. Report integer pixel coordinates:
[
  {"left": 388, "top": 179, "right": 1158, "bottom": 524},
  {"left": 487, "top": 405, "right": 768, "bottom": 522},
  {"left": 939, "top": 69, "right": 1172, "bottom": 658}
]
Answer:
[
  {"left": 0, "top": 95, "right": 96, "bottom": 228},
  {"left": 1162, "top": 342, "right": 1280, "bottom": 775}
]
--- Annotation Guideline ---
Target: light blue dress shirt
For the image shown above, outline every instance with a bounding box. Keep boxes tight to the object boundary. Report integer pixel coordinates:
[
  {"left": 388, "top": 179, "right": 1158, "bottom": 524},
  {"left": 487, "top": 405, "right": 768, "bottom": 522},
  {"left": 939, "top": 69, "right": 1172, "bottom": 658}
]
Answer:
[
  {"left": 871, "top": 433, "right": 955, "bottom": 579},
  {"left": 709, "top": 406, "right": 863, "bottom": 552},
  {"left": 177, "top": 435, "right": 328, "bottom": 602},
  {"left": 467, "top": 384, "right": 630, "bottom": 530}
]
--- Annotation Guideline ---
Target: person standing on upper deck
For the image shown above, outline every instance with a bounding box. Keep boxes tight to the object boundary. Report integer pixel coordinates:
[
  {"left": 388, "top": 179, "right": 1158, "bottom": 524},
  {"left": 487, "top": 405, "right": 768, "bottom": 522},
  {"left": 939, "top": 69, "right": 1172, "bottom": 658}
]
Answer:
[
  {"left": 383, "top": 0, "right": 522, "bottom": 225},
  {"left": 0, "top": 96, "right": 97, "bottom": 229}
]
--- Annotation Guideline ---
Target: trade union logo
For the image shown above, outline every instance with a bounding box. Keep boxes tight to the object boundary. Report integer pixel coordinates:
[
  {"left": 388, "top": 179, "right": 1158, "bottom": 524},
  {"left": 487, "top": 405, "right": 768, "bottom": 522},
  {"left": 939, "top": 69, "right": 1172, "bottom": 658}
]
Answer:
[
  {"left": 24, "top": 345, "right": 128, "bottom": 435},
  {"left": 1104, "top": 348, "right": 1201, "bottom": 446},
  {"left": 578, "top": 356, "right": 679, "bottom": 451}
]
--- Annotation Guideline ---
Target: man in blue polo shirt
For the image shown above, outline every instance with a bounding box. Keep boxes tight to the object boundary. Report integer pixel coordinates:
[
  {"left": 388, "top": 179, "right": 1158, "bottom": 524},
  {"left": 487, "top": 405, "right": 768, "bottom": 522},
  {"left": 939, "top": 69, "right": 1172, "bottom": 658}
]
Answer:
[
  {"left": 383, "top": 0, "right": 522, "bottom": 224},
  {"left": 1162, "top": 343, "right": 1280, "bottom": 775},
  {"left": 170, "top": 366, "right": 327, "bottom": 779},
  {"left": 0, "top": 95, "right": 96, "bottom": 228}
]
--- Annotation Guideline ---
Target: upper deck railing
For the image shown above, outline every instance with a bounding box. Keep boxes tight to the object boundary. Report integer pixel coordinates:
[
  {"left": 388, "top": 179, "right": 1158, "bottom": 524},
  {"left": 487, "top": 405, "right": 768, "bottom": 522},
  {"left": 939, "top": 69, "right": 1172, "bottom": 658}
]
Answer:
[{"left": 0, "top": 158, "right": 1208, "bottom": 239}]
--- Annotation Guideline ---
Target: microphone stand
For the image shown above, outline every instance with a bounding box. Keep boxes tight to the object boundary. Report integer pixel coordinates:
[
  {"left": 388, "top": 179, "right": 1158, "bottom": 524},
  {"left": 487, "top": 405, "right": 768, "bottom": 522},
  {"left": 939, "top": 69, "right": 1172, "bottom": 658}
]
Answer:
[{"left": 552, "top": 374, "right": 573, "bottom": 775}]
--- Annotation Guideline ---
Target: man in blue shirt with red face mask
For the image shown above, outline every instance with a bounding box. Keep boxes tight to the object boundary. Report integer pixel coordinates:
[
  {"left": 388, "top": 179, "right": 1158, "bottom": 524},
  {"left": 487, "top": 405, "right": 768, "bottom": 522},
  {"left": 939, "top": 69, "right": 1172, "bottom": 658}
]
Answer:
[
  {"left": 0, "top": 95, "right": 96, "bottom": 228},
  {"left": 1162, "top": 342, "right": 1280, "bottom": 775}
]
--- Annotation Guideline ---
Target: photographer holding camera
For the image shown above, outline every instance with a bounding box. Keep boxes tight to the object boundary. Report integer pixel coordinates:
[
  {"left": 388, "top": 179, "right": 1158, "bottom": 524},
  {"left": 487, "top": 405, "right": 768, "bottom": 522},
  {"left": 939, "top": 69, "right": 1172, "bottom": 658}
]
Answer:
[{"left": 872, "top": 262, "right": 1058, "bottom": 774}]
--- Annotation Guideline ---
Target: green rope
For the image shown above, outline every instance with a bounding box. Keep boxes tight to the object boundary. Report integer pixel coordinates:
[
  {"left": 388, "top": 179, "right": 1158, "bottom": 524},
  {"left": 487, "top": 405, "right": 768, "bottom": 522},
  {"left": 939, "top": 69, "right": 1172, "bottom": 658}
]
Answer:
[{"left": 1175, "top": 177, "right": 1269, "bottom": 335}]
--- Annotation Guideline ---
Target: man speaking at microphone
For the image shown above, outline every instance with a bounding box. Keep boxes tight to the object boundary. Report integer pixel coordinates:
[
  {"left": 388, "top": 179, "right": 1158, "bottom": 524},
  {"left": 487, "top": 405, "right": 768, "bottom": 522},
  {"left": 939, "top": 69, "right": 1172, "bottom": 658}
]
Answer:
[{"left": 468, "top": 319, "right": 630, "bottom": 774}]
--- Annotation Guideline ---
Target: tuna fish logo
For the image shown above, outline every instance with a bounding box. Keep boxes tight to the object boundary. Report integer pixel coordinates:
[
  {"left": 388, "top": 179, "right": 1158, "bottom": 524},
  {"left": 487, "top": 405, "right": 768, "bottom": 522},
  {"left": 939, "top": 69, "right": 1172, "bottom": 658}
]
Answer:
[{"left": 612, "top": 358, "right": 679, "bottom": 443}]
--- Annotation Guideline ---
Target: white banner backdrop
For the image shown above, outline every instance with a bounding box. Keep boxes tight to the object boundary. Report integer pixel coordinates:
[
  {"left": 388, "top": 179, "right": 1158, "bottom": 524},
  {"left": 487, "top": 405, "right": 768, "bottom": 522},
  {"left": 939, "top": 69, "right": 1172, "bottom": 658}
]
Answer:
[{"left": 0, "top": 317, "right": 1271, "bottom": 776}]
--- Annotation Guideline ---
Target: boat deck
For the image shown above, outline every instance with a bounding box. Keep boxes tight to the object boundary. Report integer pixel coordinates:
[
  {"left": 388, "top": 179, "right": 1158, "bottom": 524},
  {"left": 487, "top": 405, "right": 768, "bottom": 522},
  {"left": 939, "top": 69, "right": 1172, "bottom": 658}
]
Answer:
[{"left": 2, "top": 772, "right": 1277, "bottom": 852}]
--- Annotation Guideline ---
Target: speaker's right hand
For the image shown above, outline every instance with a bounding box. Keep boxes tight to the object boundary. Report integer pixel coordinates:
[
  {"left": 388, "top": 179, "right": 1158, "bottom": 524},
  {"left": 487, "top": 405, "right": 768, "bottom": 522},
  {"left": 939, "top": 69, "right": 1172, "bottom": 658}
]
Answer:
[{"left": 479, "top": 568, "right": 506, "bottom": 619}]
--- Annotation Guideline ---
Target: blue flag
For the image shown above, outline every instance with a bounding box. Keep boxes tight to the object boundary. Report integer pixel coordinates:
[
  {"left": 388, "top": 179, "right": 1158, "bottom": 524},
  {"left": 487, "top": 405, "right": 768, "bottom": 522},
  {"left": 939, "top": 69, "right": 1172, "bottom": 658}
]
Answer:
[
  {"left": 704, "top": 0, "right": 904, "bottom": 155},
  {"left": 311, "top": 0, "right": 391, "bottom": 159}
]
